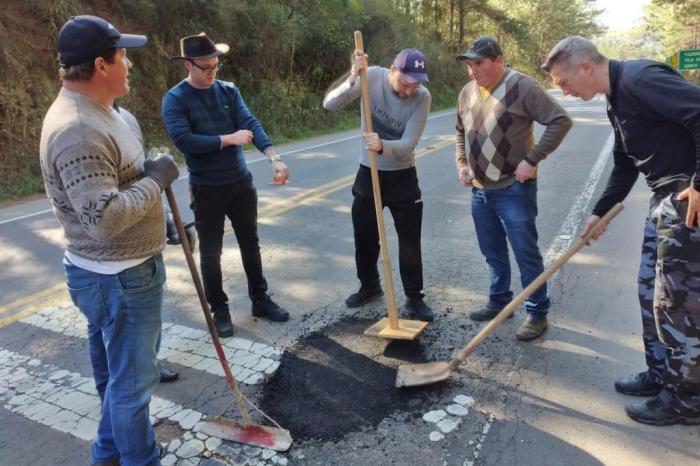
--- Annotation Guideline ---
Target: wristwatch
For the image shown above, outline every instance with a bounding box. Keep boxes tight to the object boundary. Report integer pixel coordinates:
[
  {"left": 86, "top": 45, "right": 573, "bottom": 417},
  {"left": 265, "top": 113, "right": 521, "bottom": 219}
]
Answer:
[{"left": 268, "top": 153, "right": 283, "bottom": 163}]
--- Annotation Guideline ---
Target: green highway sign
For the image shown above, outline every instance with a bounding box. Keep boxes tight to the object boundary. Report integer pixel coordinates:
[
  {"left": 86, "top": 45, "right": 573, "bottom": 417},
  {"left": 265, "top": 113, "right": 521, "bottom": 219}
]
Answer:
[{"left": 679, "top": 49, "right": 700, "bottom": 71}]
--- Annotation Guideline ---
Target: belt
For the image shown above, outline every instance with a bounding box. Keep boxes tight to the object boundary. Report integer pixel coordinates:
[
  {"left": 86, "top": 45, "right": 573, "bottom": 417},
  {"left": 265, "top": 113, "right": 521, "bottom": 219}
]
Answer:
[{"left": 652, "top": 179, "right": 690, "bottom": 198}]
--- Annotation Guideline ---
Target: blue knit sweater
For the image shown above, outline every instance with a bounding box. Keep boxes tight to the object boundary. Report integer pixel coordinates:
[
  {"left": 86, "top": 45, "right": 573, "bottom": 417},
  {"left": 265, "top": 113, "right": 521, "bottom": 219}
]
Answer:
[{"left": 162, "top": 79, "right": 273, "bottom": 186}]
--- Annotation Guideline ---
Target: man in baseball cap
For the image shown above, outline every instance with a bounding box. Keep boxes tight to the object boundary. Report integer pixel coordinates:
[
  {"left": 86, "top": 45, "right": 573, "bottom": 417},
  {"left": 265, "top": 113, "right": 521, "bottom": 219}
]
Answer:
[
  {"left": 392, "top": 48, "right": 429, "bottom": 84},
  {"left": 322, "top": 47, "right": 434, "bottom": 322},
  {"left": 57, "top": 15, "right": 147, "bottom": 68},
  {"left": 42, "top": 15, "right": 176, "bottom": 465},
  {"left": 456, "top": 36, "right": 503, "bottom": 61},
  {"left": 454, "top": 36, "right": 572, "bottom": 341}
]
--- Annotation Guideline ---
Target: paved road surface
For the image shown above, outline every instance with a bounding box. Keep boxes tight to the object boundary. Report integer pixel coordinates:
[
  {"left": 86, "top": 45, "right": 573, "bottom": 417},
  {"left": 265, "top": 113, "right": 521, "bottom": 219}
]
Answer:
[{"left": 0, "top": 91, "right": 697, "bottom": 465}]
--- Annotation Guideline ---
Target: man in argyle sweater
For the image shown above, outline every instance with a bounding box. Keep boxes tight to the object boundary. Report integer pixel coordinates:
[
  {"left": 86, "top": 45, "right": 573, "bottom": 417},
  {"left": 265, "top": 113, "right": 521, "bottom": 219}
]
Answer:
[{"left": 455, "top": 37, "right": 572, "bottom": 341}]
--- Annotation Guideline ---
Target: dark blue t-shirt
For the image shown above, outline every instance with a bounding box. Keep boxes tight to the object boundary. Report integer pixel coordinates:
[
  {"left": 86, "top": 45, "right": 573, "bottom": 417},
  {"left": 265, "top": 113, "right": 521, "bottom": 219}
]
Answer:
[{"left": 162, "top": 80, "right": 273, "bottom": 186}]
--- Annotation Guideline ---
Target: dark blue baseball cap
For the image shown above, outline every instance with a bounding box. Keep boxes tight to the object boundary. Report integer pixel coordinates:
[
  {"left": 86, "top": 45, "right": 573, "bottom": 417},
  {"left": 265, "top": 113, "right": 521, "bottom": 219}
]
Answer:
[
  {"left": 393, "top": 48, "right": 429, "bottom": 83},
  {"left": 456, "top": 37, "right": 503, "bottom": 61},
  {"left": 57, "top": 15, "right": 147, "bottom": 68}
]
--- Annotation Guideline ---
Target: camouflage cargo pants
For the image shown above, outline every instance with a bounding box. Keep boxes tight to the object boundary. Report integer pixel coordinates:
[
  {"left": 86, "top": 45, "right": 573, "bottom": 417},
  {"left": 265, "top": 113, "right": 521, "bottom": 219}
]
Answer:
[
  {"left": 637, "top": 217, "right": 666, "bottom": 380},
  {"left": 643, "top": 190, "right": 700, "bottom": 410}
]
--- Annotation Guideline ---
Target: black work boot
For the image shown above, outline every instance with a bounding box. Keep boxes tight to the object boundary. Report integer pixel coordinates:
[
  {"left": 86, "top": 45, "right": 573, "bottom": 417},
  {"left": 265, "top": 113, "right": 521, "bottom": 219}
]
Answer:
[
  {"left": 212, "top": 307, "right": 234, "bottom": 338},
  {"left": 469, "top": 303, "right": 512, "bottom": 321},
  {"left": 345, "top": 285, "right": 383, "bottom": 308},
  {"left": 516, "top": 315, "right": 548, "bottom": 341},
  {"left": 625, "top": 396, "right": 700, "bottom": 426},
  {"left": 614, "top": 370, "right": 663, "bottom": 397},
  {"left": 158, "top": 363, "right": 179, "bottom": 383},
  {"left": 405, "top": 297, "right": 434, "bottom": 322},
  {"left": 252, "top": 294, "right": 290, "bottom": 322}
]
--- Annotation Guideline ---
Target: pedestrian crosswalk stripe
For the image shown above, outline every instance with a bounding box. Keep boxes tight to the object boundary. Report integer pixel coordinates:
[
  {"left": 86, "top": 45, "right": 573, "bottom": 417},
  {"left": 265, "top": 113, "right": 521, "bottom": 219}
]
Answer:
[
  {"left": 0, "top": 347, "right": 286, "bottom": 464},
  {"left": 0, "top": 347, "right": 197, "bottom": 441},
  {"left": 19, "top": 302, "right": 283, "bottom": 385}
]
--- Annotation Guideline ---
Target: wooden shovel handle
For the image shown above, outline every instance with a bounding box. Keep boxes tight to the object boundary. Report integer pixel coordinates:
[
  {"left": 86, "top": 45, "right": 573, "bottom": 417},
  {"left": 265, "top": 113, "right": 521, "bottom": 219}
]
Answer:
[
  {"left": 448, "top": 203, "right": 624, "bottom": 370},
  {"left": 165, "top": 187, "right": 252, "bottom": 425},
  {"left": 354, "top": 31, "right": 400, "bottom": 328}
]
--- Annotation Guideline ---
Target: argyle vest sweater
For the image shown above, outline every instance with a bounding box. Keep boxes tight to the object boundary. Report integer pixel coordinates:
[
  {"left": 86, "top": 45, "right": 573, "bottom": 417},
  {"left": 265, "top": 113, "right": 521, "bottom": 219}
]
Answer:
[{"left": 455, "top": 69, "right": 572, "bottom": 189}]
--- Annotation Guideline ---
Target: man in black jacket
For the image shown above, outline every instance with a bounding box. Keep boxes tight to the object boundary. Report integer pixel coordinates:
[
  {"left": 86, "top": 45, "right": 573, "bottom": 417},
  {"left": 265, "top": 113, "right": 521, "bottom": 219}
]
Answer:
[{"left": 542, "top": 36, "right": 700, "bottom": 426}]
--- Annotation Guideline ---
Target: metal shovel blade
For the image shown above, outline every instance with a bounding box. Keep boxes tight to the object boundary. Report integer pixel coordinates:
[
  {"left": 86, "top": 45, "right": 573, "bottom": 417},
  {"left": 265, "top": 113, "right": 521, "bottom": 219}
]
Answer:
[
  {"left": 395, "top": 361, "right": 452, "bottom": 388},
  {"left": 200, "top": 416, "right": 293, "bottom": 452}
]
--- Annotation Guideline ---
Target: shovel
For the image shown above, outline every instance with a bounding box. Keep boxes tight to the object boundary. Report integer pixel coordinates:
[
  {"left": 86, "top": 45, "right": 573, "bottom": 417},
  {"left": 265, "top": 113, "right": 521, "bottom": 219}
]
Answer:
[
  {"left": 164, "top": 187, "right": 292, "bottom": 451},
  {"left": 395, "top": 202, "right": 624, "bottom": 388},
  {"left": 354, "top": 30, "right": 428, "bottom": 340}
]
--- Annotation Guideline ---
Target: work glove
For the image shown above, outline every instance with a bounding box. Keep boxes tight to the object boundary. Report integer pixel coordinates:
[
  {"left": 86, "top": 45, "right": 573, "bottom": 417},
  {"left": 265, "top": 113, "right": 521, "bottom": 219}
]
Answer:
[
  {"left": 165, "top": 212, "right": 197, "bottom": 250},
  {"left": 144, "top": 154, "right": 179, "bottom": 190}
]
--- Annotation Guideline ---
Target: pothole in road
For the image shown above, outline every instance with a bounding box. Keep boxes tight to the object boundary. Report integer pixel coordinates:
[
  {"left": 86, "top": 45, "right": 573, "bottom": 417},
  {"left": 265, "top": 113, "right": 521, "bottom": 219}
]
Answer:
[{"left": 260, "top": 317, "right": 448, "bottom": 442}]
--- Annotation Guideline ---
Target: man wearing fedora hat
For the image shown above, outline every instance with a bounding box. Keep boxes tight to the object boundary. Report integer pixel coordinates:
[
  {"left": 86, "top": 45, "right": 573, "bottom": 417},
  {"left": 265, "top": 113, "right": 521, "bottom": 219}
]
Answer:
[
  {"left": 323, "top": 48, "right": 435, "bottom": 322},
  {"left": 40, "top": 15, "right": 178, "bottom": 466},
  {"left": 454, "top": 37, "right": 572, "bottom": 341},
  {"left": 162, "top": 33, "right": 290, "bottom": 338}
]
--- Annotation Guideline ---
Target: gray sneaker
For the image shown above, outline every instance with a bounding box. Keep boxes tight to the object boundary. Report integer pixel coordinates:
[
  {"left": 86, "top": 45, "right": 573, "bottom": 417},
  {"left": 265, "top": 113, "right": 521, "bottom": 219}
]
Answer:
[{"left": 516, "top": 315, "right": 548, "bottom": 341}]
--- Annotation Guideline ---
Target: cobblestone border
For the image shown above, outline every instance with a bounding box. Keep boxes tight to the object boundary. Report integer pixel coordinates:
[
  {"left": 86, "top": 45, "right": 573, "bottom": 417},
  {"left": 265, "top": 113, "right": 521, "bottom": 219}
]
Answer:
[{"left": 0, "top": 347, "right": 288, "bottom": 466}]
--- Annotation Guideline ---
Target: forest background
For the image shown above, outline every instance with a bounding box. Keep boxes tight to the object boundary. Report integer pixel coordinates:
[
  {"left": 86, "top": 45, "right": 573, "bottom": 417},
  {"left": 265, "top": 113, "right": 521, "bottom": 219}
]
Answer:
[{"left": 0, "top": 0, "right": 697, "bottom": 201}]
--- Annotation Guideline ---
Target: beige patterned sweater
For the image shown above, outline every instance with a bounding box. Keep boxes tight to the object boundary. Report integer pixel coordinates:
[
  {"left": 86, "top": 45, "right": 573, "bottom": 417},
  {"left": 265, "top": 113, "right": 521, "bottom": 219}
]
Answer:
[{"left": 39, "top": 88, "right": 165, "bottom": 261}]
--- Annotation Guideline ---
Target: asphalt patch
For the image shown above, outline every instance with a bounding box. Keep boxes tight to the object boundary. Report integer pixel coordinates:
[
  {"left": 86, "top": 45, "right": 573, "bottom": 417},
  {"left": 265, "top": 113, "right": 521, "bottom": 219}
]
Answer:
[{"left": 260, "top": 317, "right": 442, "bottom": 442}]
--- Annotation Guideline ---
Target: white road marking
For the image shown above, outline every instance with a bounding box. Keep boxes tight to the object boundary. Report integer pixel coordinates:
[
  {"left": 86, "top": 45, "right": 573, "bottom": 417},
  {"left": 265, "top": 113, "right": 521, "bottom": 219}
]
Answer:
[
  {"left": 0, "top": 347, "right": 196, "bottom": 440},
  {"left": 0, "top": 208, "right": 54, "bottom": 226},
  {"left": 20, "top": 302, "right": 282, "bottom": 385},
  {"left": 244, "top": 109, "right": 455, "bottom": 165},
  {"left": 543, "top": 131, "right": 615, "bottom": 267},
  {"left": 0, "top": 347, "right": 284, "bottom": 465},
  {"left": 0, "top": 111, "right": 456, "bottom": 226}
]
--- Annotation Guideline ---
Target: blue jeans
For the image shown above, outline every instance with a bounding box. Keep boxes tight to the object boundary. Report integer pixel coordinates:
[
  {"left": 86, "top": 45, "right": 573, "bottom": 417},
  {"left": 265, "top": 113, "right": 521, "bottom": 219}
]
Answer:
[
  {"left": 471, "top": 181, "right": 550, "bottom": 318},
  {"left": 64, "top": 255, "right": 165, "bottom": 466}
]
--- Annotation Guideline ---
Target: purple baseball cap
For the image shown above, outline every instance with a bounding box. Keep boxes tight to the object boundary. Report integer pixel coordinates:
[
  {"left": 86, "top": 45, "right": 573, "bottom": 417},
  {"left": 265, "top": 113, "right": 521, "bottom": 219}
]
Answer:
[{"left": 393, "top": 48, "right": 429, "bottom": 83}]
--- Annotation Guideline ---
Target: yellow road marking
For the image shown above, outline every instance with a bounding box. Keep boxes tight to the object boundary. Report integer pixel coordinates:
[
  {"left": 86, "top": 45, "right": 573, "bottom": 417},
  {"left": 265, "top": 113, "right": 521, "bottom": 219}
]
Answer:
[
  {"left": 0, "top": 138, "right": 454, "bottom": 329},
  {"left": 0, "top": 291, "right": 69, "bottom": 328},
  {"left": 0, "top": 283, "right": 66, "bottom": 315}
]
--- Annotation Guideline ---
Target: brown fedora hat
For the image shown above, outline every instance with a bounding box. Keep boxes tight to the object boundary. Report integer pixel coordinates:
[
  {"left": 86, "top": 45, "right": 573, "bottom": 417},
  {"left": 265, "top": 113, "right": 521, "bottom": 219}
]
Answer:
[{"left": 171, "top": 32, "right": 229, "bottom": 60}]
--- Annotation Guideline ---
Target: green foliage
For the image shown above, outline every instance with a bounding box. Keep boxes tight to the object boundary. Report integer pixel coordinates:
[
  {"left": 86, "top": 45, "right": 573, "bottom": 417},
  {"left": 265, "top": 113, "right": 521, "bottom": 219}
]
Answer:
[
  {"left": 645, "top": 0, "right": 700, "bottom": 55},
  {"left": 594, "top": 0, "right": 698, "bottom": 84},
  {"left": 490, "top": 0, "right": 604, "bottom": 77},
  {"left": 0, "top": 0, "right": 633, "bottom": 203},
  {"left": 0, "top": 148, "right": 45, "bottom": 201},
  {"left": 595, "top": 29, "right": 664, "bottom": 61}
]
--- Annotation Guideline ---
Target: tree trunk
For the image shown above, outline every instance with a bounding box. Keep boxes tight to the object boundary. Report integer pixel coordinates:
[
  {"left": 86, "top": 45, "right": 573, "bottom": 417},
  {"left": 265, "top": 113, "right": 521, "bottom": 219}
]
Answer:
[
  {"left": 434, "top": 0, "right": 439, "bottom": 40},
  {"left": 449, "top": 0, "right": 455, "bottom": 48},
  {"left": 458, "top": 0, "right": 465, "bottom": 47}
]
